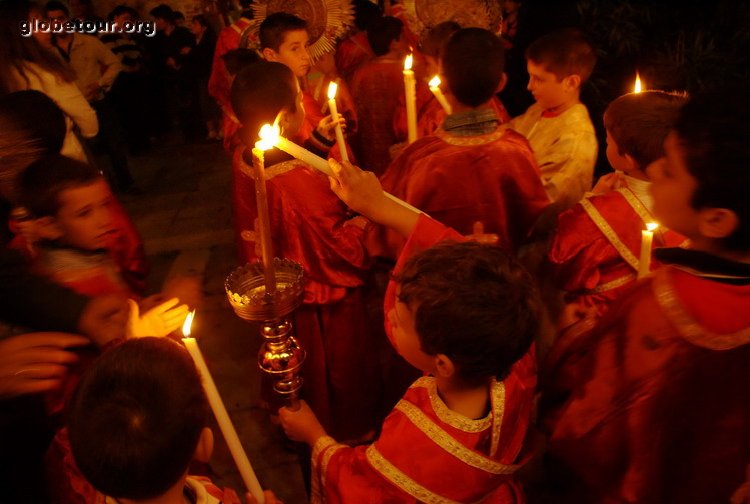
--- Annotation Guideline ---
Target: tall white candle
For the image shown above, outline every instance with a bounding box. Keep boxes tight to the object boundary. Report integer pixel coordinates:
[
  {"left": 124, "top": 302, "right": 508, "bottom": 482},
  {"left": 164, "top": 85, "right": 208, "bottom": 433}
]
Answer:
[
  {"left": 403, "top": 54, "right": 417, "bottom": 144},
  {"left": 638, "top": 222, "right": 658, "bottom": 278},
  {"left": 428, "top": 75, "right": 452, "bottom": 115},
  {"left": 182, "top": 312, "right": 265, "bottom": 504},
  {"left": 326, "top": 81, "right": 349, "bottom": 162},
  {"left": 258, "top": 124, "right": 423, "bottom": 215}
]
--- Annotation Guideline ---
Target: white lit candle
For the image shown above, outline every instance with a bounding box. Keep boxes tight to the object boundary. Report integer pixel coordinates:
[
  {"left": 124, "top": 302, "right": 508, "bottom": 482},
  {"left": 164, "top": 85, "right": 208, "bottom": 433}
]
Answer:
[
  {"left": 428, "top": 75, "right": 452, "bottom": 115},
  {"left": 633, "top": 72, "right": 643, "bottom": 93},
  {"left": 182, "top": 312, "right": 265, "bottom": 504},
  {"left": 403, "top": 54, "right": 417, "bottom": 144},
  {"left": 258, "top": 124, "right": 424, "bottom": 214},
  {"left": 638, "top": 222, "right": 658, "bottom": 278},
  {"left": 252, "top": 136, "right": 276, "bottom": 296},
  {"left": 326, "top": 81, "right": 349, "bottom": 162}
]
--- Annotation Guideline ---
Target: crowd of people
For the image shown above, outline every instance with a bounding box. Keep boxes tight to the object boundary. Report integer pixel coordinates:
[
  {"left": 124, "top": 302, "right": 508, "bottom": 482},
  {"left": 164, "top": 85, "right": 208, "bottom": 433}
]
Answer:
[{"left": 1, "top": 0, "right": 748, "bottom": 503}]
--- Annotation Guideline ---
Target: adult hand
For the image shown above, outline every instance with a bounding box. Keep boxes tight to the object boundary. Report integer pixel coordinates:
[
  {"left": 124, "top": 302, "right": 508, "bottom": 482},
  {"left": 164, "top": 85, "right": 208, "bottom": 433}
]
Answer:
[
  {"left": 127, "top": 297, "right": 190, "bottom": 338},
  {"left": 591, "top": 172, "right": 623, "bottom": 195},
  {"left": 0, "top": 332, "right": 89, "bottom": 399},
  {"left": 278, "top": 400, "right": 327, "bottom": 446},
  {"left": 328, "top": 159, "right": 386, "bottom": 219},
  {"left": 77, "top": 294, "right": 129, "bottom": 347}
]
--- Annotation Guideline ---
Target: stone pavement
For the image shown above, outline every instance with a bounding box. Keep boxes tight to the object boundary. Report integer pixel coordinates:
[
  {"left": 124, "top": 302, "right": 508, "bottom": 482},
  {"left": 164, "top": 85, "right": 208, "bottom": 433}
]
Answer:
[{"left": 119, "top": 136, "right": 308, "bottom": 503}]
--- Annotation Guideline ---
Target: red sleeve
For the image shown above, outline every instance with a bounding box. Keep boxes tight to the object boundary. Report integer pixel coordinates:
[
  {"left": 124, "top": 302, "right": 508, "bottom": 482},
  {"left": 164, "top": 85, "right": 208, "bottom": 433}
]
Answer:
[{"left": 208, "top": 28, "right": 236, "bottom": 113}]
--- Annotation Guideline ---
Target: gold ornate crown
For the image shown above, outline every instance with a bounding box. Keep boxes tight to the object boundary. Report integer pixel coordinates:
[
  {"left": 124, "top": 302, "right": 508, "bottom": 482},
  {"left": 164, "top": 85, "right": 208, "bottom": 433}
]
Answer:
[
  {"left": 240, "top": 0, "right": 355, "bottom": 61},
  {"left": 401, "top": 0, "right": 504, "bottom": 39}
]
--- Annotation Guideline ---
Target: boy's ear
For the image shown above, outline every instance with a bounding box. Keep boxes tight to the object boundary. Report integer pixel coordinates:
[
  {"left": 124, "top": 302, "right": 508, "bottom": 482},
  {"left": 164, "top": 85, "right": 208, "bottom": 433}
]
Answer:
[
  {"left": 496, "top": 72, "right": 508, "bottom": 94},
  {"left": 698, "top": 207, "right": 740, "bottom": 240},
  {"left": 434, "top": 354, "right": 456, "bottom": 379},
  {"left": 262, "top": 47, "right": 278, "bottom": 62},
  {"left": 35, "top": 216, "right": 64, "bottom": 241},
  {"left": 193, "top": 427, "right": 214, "bottom": 463},
  {"left": 564, "top": 74, "right": 581, "bottom": 92}
]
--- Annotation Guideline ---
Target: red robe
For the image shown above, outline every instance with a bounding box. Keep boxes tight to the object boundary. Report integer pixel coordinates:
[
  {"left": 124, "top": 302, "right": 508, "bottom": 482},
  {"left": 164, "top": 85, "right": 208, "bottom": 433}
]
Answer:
[
  {"left": 335, "top": 32, "right": 374, "bottom": 82},
  {"left": 313, "top": 214, "right": 537, "bottom": 503},
  {"left": 207, "top": 16, "right": 254, "bottom": 151},
  {"left": 350, "top": 56, "right": 405, "bottom": 175},
  {"left": 548, "top": 187, "right": 686, "bottom": 316},
  {"left": 543, "top": 261, "right": 750, "bottom": 503},
  {"left": 232, "top": 152, "right": 379, "bottom": 440},
  {"left": 372, "top": 127, "right": 550, "bottom": 260}
]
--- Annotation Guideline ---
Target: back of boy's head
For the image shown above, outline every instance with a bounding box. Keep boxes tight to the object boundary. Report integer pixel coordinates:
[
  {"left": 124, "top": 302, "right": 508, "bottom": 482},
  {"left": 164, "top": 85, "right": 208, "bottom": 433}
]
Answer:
[
  {"left": 68, "top": 337, "right": 209, "bottom": 501},
  {"left": 259, "top": 12, "right": 308, "bottom": 51},
  {"left": 222, "top": 48, "right": 261, "bottom": 76},
  {"left": 419, "top": 21, "right": 460, "bottom": 59},
  {"left": 604, "top": 90, "right": 687, "bottom": 169},
  {"left": 394, "top": 241, "right": 540, "bottom": 384},
  {"left": 676, "top": 88, "right": 750, "bottom": 251},
  {"left": 353, "top": 0, "right": 382, "bottom": 32},
  {"left": 525, "top": 28, "right": 596, "bottom": 83},
  {"left": 367, "top": 16, "right": 403, "bottom": 56},
  {"left": 149, "top": 4, "right": 174, "bottom": 22},
  {"left": 18, "top": 154, "right": 101, "bottom": 217},
  {"left": 441, "top": 28, "right": 505, "bottom": 108},
  {"left": 231, "top": 60, "right": 298, "bottom": 141}
]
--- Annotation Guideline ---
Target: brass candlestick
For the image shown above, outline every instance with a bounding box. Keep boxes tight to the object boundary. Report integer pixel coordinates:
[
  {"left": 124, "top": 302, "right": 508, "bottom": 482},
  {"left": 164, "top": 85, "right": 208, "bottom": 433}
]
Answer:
[{"left": 225, "top": 146, "right": 306, "bottom": 409}]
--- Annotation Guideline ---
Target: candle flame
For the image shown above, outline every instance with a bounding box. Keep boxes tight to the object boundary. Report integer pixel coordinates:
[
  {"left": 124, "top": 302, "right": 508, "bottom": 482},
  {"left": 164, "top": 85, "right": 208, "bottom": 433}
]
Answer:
[
  {"left": 256, "top": 124, "right": 280, "bottom": 150},
  {"left": 404, "top": 54, "right": 413, "bottom": 71},
  {"left": 182, "top": 310, "right": 195, "bottom": 337},
  {"left": 646, "top": 222, "right": 659, "bottom": 231},
  {"left": 327, "top": 81, "right": 338, "bottom": 100},
  {"left": 428, "top": 75, "right": 441, "bottom": 88},
  {"left": 634, "top": 72, "right": 642, "bottom": 93}
]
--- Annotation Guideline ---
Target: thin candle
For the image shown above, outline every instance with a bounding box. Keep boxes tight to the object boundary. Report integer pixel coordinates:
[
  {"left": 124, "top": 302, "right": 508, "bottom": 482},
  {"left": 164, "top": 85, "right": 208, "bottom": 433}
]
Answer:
[
  {"left": 638, "top": 222, "right": 658, "bottom": 278},
  {"left": 326, "top": 81, "right": 349, "bottom": 162},
  {"left": 181, "top": 312, "right": 265, "bottom": 504},
  {"left": 258, "top": 124, "right": 424, "bottom": 215},
  {"left": 403, "top": 54, "right": 417, "bottom": 144},
  {"left": 251, "top": 137, "right": 276, "bottom": 297},
  {"left": 428, "top": 75, "right": 452, "bottom": 114}
]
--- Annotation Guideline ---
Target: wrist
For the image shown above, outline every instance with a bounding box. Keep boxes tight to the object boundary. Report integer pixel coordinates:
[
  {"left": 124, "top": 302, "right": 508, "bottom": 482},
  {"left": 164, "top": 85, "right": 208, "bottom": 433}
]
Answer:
[{"left": 306, "top": 424, "right": 328, "bottom": 447}]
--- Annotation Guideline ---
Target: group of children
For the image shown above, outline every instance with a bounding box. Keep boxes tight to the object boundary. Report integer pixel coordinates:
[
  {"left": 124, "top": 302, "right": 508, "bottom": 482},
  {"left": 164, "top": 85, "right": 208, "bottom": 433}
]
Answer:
[{"left": 3, "top": 5, "right": 749, "bottom": 504}]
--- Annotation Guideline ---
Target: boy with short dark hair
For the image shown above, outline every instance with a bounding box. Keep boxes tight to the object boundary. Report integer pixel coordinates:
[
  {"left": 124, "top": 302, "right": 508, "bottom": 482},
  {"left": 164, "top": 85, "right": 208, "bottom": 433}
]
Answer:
[
  {"left": 543, "top": 88, "right": 750, "bottom": 503},
  {"left": 504, "top": 28, "right": 598, "bottom": 209},
  {"left": 281, "top": 169, "right": 540, "bottom": 500},
  {"left": 230, "top": 60, "right": 380, "bottom": 441},
  {"left": 374, "top": 28, "right": 550, "bottom": 259},
  {"left": 67, "top": 337, "right": 277, "bottom": 503},
  {"left": 350, "top": 16, "right": 409, "bottom": 174},
  {"left": 547, "top": 90, "right": 687, "bottom": 317}
]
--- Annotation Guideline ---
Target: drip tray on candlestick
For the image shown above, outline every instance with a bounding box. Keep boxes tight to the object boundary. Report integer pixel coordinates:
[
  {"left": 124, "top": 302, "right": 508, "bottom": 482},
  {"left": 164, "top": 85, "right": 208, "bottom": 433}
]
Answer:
[{"left": 225, "top": 259, "right": 304, "bottom": 321}]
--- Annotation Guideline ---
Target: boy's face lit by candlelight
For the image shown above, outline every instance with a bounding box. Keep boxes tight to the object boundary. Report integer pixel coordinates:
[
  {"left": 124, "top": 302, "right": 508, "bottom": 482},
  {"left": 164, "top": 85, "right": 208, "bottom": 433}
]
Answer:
[
  {"left": 41, "top": 180, "right": 117, "bottom": 250},
  {"left": 388, "top": 295, "right": 435, "bottom": 373},
  {"left": 264, "top": 30, "right": 311, "bottom": 78},
  {"left": 648, "top": 132, "right": 700, "bottom": 239}
]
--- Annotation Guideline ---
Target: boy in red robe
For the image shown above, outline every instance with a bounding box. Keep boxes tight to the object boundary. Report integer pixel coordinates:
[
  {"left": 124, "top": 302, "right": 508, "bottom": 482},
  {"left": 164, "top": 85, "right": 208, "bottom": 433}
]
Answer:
[
  {"left": 208, "top": 0, "right": 255, "bottom": 151},
  {"left": 230, "top": 60, "right": 379, "bottom": 441},
  {"left": 374, "top": 28, "right": 550, "bottom": 259},
  {"left": 280, "top": 159, "right": 540, "bottom": 503},
  {"left": 542, "top": 88, "right": 750, "bottom": 503},
  {"left": 350, "top": 16, "right": 410, "bottom": 175},
  {"left": 66, "top": 337, "right": 281, "bottom": 504},
  {"left": 547, "top": 90, "right": 688, "bottom": 318}
]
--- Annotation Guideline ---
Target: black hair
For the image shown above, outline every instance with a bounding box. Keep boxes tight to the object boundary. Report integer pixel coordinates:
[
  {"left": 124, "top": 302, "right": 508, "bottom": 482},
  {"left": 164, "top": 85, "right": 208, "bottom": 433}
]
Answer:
[
  {"left": 67, "top": 338, "right": 209, "bottom": 500},
  {"left": 395, "top": 241, "right": 540, "bottom": 384},
  {"left": 108, "top": 5, "right": 137, "bottom": 22},
  {"left": 353, "top": 0, "right": 382, "bottom": 32},
  {"left": 525, "top": 28, "right": 596, "bottom": 83},
  {"left": 18, "top": 154, "right": 102, "bottom": 217},
  {"left": 442, "top": 28, "right": 505, "bottom": 108},
  {"left": 259, "top": 12, "right": 308, "bottom": 51},
  {"left": 222, "top": 48, "right": 261, "bottom": 76},
  {"left": 230, "top": 60, "right": 298, "bottom": 144},
  {"left": 367, "top": 16, "right": 403, "bottom": 56},
  {"left": 44, "top": 0, "right": 69, "bottom": 15},
  {"left": 149, "top": 4, "right": 174, "bottom": 22}
]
